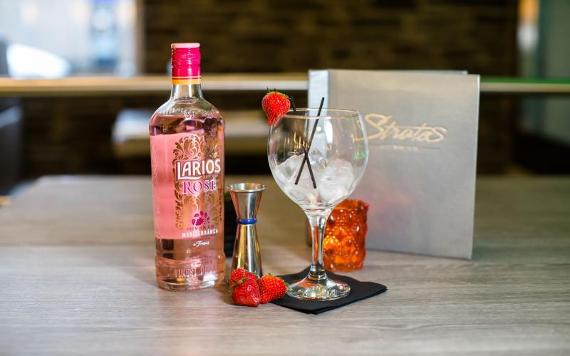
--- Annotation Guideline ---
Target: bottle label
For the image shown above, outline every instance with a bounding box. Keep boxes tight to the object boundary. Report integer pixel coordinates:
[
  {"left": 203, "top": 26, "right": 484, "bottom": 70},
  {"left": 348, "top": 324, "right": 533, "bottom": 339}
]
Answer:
[{"left": 150, "top": 132, "right": 224, "bottom": 240}]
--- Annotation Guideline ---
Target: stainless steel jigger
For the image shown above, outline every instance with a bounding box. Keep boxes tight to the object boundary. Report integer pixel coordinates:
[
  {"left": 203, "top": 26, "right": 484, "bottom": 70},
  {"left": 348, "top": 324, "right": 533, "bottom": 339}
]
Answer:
[{"left": 227, "top": 183, "right": 266, "bottom": 278}]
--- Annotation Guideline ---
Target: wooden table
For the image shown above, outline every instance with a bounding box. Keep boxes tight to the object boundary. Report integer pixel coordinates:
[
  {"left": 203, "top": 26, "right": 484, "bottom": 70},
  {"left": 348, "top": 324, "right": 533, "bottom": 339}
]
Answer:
[{"left": 0, "top": 176, "right": 569, "bottom": 355}]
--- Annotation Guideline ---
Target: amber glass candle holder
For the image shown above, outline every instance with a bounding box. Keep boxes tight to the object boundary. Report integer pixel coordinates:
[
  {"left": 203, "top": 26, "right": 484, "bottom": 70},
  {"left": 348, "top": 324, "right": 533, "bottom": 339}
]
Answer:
[{"left": 322, "top": 199, "right": 369, "bottom": 272}]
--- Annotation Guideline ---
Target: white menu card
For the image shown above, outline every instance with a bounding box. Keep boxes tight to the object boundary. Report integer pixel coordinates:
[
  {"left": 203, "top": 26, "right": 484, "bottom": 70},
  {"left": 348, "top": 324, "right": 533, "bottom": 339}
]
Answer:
[{"left": 309, "top": 70, "right": 479, "bottom": 259}]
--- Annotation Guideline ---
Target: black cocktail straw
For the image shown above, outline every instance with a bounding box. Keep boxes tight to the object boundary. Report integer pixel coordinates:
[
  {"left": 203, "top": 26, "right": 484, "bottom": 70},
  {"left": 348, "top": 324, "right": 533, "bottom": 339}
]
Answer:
[
  {"left": 291, "top": 95, "right": 316, "bottom": 188},
  {"left": 294, "top": 97, "right": 324, "bottom": 188},
  {"left": 289, "top": 94, "right": 296, "bottom": 112},
  {"left": 302, "top": 146, "right": 317, "bottom": 188}
]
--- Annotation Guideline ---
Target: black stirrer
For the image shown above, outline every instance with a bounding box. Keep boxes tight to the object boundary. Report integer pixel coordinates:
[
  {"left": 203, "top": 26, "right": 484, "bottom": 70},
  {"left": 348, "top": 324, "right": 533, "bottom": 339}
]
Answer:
[
  {"left": 289, "top": 94, "right": 297, "bottom": 112},
  {"left": 294, "top": 97, "right": 324, "bottom": 187},
  {"left": 291, "top": 96, "right": 316, "bottom": 188}
]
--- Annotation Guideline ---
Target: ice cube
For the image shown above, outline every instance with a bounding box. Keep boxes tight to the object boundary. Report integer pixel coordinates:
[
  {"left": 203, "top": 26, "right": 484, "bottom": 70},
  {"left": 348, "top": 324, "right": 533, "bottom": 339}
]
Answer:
[
  {"left": 284, "top": 180, "right": 318, "bottom": 205},
  {"left": 278, "top": 154, "right": 305, "bottom": 181},
  {"left": 289, "top": 159, "right": 319, "bottom": 204},
  {"left": 308, "top": 147, "right": 327, "bottom": 173},
  {"left": 276, "top": 154, "right": 319, "bottom": 186},
  {"left": 273, "top": 155, "right": 300, "bottom": 187},
  {"left": 274, "top": 154, "right": 319, "bottom": 205},
  {"left": 272, "top": 166, "right": 290, "bottom": 188},
  {"left": 317, "top": 159, "right": 354, "bottom": 204}
]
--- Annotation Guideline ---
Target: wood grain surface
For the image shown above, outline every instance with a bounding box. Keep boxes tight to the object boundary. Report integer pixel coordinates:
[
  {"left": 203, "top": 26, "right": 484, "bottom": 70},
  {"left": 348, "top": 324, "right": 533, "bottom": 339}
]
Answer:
[{"left": 0, "top": 176, "right": 569, "bottom": 355}]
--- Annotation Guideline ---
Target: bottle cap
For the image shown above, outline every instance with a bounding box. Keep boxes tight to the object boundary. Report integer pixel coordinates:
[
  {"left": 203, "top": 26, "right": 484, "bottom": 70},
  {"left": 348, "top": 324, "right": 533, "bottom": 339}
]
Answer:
[{"left": 171, "top": 43, "right": 201, "bottom": 83}]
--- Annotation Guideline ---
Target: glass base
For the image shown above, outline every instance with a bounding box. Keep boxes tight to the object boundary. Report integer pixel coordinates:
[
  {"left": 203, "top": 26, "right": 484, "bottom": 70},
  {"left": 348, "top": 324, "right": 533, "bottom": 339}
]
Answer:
[
  {"left": 157, "top": 277, "right": 222, "bottom": 291},
  {"left": 286, "top": 275, "right": 351, "bottom": 301}
]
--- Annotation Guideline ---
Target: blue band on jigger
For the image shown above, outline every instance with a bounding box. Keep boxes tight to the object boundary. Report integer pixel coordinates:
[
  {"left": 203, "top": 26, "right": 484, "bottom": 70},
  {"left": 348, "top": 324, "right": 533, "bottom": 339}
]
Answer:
[{"left": 237, "top": 218, "right": 256, "bottom": 225}]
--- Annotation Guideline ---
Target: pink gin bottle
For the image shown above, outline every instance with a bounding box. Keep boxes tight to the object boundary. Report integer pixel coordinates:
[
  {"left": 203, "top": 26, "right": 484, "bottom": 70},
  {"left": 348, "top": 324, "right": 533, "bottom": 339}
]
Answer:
[{"left": 149, "top": 43, "right": 225, "bottom": 291}]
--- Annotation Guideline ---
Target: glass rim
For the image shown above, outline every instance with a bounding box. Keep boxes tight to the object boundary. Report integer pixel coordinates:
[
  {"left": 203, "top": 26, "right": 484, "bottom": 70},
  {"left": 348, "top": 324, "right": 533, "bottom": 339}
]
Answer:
[
  {"left": 226, "top": 182, "right": 266, "bottom": 193},
  {"left": 282, "top": 108, "right": 360, "bottom": 120}
]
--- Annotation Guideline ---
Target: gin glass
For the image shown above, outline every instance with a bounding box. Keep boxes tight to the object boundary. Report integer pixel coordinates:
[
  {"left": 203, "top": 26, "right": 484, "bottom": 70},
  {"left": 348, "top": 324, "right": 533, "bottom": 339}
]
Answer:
[{"left": 267, "top": 109, "right": 368, "bottom": 301}]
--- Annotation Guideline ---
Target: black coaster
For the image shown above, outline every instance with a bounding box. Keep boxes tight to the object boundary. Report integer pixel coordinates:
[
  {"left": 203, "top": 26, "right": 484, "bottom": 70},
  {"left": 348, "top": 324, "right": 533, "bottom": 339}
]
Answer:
[{"left": 272, "top": 268, "right": 387, "bottom": 314}]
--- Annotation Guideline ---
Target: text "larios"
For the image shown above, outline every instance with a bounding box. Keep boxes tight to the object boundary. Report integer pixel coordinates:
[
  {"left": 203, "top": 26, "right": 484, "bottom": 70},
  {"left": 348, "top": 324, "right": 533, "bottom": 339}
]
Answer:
[{"left": 176, "top": 159, "right": 221, "bottom": 180}]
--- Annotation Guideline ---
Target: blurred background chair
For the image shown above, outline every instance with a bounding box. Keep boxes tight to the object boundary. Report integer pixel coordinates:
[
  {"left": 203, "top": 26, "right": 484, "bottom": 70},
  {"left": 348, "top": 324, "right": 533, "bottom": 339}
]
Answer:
[{"left": 0, "top": 38, "right": 23, "bottom": 194}]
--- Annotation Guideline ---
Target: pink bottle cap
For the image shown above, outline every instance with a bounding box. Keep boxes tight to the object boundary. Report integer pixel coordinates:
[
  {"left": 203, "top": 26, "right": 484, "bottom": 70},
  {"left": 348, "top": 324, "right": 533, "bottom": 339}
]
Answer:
[{"left": 171, "top": 43, "right": 201, "bottom": 80}]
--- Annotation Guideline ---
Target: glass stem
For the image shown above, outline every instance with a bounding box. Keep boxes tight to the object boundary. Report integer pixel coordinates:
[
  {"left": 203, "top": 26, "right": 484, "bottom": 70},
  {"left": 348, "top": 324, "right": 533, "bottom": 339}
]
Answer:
[{"left": 306, "top": 210, "right": 331, "bottom": 281}]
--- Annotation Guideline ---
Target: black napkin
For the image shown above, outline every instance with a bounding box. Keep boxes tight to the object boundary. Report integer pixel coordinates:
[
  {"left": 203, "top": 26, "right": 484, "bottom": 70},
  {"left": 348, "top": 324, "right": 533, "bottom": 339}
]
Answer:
[{"left": 272, "top": 268, "right": 387, "bottom": 314}]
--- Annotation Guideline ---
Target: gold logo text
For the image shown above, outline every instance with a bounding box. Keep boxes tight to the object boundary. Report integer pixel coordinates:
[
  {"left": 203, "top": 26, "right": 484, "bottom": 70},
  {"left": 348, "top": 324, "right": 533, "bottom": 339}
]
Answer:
[{"left": 364, "top": 113, "right": 447, "bottom": 144}]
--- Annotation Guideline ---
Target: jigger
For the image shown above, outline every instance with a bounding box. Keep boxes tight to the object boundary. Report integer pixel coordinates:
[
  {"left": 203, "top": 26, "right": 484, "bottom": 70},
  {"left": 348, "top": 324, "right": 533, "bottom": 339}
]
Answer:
[{"left": 227, "top": 182, "right": 266, "bottom": 278}]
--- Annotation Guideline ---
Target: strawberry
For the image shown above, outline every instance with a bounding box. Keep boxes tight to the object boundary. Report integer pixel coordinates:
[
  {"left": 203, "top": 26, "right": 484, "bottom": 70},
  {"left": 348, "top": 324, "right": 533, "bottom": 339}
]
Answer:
[
  {"left": 230, "top": 268, "right": 256, "bottom": 287},
  {"left": 262, "top": 91, "right": 291, "bottom": 125},
  {"left": 257, "top": 275, "right": 287, "bottom": 304},
  {"left": 230, "top": 268, "right": 260, "bottom": 307},
  {"left": 231, "top": 278, "right": 261, "bottom": 307}
]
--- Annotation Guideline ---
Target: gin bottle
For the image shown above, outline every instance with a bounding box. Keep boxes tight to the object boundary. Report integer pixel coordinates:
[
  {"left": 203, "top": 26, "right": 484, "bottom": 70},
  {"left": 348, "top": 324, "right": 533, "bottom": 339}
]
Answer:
[{"left": 149, "top": 43, "right": 225, "bottom": 290}]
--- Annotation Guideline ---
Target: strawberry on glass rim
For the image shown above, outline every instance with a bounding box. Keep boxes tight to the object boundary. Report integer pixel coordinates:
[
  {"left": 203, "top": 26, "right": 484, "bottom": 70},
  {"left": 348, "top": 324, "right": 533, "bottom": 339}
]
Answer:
[{"left": 262, "top": 90, "right": 291, "bottom": 125}]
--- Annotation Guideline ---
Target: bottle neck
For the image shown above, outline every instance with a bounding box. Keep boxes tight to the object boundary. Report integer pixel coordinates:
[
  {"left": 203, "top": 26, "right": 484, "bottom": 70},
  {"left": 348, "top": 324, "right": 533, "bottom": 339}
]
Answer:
[{"left": 170, "top": 80, "right": 203, "bottom": 99}]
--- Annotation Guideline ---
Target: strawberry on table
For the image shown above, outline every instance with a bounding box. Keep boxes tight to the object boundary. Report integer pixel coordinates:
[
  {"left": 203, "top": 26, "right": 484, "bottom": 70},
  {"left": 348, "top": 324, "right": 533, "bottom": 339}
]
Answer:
[
  {"left": 231, "top": 277, "right": 261, "bottom": 307},
  {"left": 258, "top": 275, "right": 287, "bottom": 304},
  {"left": 262, "top": 91, "right": 291, "bottom": 125},
  {"left": 230, "top": 268, "right": 257, "bottom": 286}
]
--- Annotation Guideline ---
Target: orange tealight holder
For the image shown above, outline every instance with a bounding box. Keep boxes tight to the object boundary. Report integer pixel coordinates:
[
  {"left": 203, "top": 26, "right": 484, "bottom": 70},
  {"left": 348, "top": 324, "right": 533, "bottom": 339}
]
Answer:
[{"left": 323, "top": 199, "right": 369, "bottom": 272}]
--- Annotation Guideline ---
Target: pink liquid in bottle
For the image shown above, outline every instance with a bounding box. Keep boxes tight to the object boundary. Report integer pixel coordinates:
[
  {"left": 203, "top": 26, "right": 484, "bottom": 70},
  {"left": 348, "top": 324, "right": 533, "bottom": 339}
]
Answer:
[{"left": 149, "top": 43, "right": 225, "bottom": 290}]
